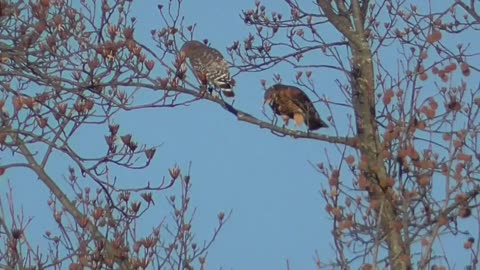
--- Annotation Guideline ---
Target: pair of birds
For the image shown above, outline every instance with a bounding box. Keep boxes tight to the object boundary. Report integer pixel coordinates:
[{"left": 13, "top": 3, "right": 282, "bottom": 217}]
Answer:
[{"left": 179, "top": 40, "right": 328, "bottom": 131}]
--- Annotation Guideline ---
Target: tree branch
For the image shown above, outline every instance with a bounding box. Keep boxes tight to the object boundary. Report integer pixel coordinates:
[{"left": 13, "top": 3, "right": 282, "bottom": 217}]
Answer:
[
  {"left": 351, "top": 0, "right": 365, "bottom": 33},
  {"left": 12, "top": 134, "right": 131, "bottom": 269},
  {"left": 457, "top": 1, "right": 480, "bottom": 24},
  {"left": 125, "top": 82, "right": 356, "bottom": 146},
  {"left": 316, "top": 0, "right": 362, "bottom": 49}
]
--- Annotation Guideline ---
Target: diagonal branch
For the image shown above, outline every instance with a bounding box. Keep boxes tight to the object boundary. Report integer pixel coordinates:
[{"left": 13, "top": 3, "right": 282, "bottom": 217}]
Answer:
[
  {"left": 11, "top": 134, "right": 131, "bottom": 269},
  {"left": 456, "top": 1, "right": 480, "bottom": 23},
  {"left": 123, "top": 82, "right": 357, "bottom": 147},
  {"left": 316, "top": 0, "right": 362, "bottom": 49},
  {"left": 351, "top": 0, "right": 365, "bottom": 33}
]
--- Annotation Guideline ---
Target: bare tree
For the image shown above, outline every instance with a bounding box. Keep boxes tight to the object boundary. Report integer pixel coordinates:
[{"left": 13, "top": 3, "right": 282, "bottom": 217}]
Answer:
[
  {"left": 0, "top": 0, "right": 226, "bottom": 269},
  {"left": 1, "top": 0, "right": 479, "bottom": 269},
  {"left": 231, "top": 0, "right": 480, "bottom": 269}
]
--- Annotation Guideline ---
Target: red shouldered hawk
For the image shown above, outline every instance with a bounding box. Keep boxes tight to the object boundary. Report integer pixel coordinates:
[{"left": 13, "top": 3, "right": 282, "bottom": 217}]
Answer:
[
  {"left": 264, "top": 84, "right": 328, "bottom": 130},
  {"left": 179, "top": 40, "right": 235, "bottom": 97}
]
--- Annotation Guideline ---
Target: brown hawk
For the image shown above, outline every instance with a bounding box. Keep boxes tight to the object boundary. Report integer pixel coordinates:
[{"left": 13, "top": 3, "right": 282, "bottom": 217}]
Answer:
[
  {"left": 179, "top": 40, "right": 235, "bottom": 97},
  {"left": 264, "top": 84, "right": 328, "bottom": 130}
]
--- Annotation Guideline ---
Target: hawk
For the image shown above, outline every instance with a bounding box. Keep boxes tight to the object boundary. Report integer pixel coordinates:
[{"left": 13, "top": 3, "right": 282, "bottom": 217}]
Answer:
[
  {"left": 179, "top": 40, "right": 235, "bottom": 97},
  {"left": 264, "top": 84, "right": 328, "bottom": 130}
]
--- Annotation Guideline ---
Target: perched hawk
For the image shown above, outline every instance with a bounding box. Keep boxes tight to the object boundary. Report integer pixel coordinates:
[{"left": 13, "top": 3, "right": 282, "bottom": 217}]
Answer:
[
  {"left": 264, "top": 84, "right": 328, "bottom": 130},
  {"left": 179, "top": 40, "right": 235, "bottom": 97}
]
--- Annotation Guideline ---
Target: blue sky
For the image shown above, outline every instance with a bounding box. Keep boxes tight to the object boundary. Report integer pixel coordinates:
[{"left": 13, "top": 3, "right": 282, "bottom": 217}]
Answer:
[
  {"left": 127, "top": 1, "right": 341, "bottom": 268},
  {"left": 1, "top": 0, "right": 479, "bottom": 269}
]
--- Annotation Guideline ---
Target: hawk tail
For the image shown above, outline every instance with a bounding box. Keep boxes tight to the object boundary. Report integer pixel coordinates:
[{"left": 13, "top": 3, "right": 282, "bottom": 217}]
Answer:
[
  {"left": 214, "top": 77, "right": 235, "bottom": 97},
  {"left": 306, "top": 112, "right": 328, "bottom": 130},
  {"left": 219, "top": 84, "right": 235, "bottom": 97}
]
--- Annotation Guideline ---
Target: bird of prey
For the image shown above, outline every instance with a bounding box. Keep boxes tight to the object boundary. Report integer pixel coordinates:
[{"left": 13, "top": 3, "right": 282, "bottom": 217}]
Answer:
[
  {"left": 179, "top": 40, "right": 235, "bottom": 98},
  {"left": 264, "top": 84, "right": 328, "bottom": 130}
]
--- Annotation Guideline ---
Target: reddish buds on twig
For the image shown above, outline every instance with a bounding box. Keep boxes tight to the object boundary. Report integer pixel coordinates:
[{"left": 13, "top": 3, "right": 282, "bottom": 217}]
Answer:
[
  {"left": 218, "top": 212, "right": 225, "bottom": 221},
  {"left": 12, "top": 96, "right": 22, "bottom": 111},
  {"left": 145, "top": 60, "right": 155, "bottom": 71},
  {"left": 109, "top": 124, "right": 119, "bottom": 135},
  {"left": 141, "top": 192, "right": 154, "bottom": 205},
  {"left": 145, "top": 148, "right": 156, "bottom": 160},
  {"left": 130, "top": 201, "right": 141, "bottom": 213},
  {"left": 121, "top": 134, "right": 132, "bottom": 145},
  {"left": 169, "top": 167, "right": 180, "bottom": 180}
]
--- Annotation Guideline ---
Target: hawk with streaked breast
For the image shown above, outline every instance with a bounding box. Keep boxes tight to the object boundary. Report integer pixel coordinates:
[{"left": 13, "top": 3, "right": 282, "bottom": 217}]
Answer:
[
  {"left": 264, "top": 84, "right": 328, "bottom": 130},
  {"left": 179, "top": 40, "right": 235, "bottom": 97}
]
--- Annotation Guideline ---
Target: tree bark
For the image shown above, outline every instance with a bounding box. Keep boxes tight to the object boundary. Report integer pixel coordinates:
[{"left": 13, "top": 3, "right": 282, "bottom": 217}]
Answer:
[{"left": 316, "top": 0, "right": 409, "bottom": 268}]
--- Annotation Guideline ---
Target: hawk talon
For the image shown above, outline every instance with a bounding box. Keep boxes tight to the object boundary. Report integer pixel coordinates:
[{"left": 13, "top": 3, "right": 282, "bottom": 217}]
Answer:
[
  {"left": 207, "top": 86, "right": 214, "bottom": 95},
  {"left": 198, "top": 85, "right": 209, "bottom": 98}
]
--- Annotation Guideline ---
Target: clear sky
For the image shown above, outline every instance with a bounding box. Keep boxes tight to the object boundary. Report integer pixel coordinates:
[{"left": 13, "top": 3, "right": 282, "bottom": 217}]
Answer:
[
  {"left": 1, "top": 0, "right": 478, "bottom": 269},
  {"left": 126, "top": 1, "right": 342, "bottom": 268}
]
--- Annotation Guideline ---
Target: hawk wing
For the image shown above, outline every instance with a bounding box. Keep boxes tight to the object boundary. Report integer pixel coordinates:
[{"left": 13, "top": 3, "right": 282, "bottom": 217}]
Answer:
[
  {"left": 199, "top": 48, "right": 233, "bottom": 91},
  {"left": 181, "top": 41, "right": 235, "bottom": 97},
  {"left": 288, "top": 89, "right": 327, "bottom": 130}
]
